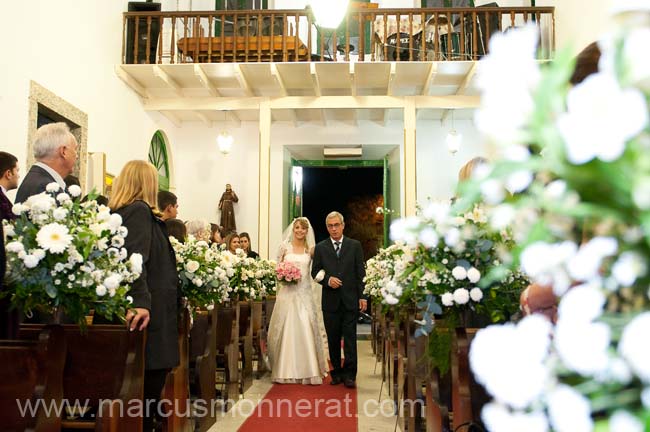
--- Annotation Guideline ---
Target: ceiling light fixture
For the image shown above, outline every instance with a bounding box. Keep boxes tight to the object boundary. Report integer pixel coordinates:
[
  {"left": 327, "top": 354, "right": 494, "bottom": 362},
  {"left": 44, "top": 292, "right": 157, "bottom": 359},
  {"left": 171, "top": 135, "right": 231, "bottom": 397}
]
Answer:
[
  {"left": 310, "top": 0, "right": 350, "bottom": 29},
  {"left": 217, "top": 131, "right": 233, "bottom": 155},
  {"left": 446, "top": 110, "right": 462, "bottom": 154}
]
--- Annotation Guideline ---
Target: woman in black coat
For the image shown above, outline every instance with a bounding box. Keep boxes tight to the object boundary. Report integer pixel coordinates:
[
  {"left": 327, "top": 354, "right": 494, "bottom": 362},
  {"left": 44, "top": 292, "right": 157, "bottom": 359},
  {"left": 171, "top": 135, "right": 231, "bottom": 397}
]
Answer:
[{"left": 108, "top": 160, "right": 179, "bottom": 430}]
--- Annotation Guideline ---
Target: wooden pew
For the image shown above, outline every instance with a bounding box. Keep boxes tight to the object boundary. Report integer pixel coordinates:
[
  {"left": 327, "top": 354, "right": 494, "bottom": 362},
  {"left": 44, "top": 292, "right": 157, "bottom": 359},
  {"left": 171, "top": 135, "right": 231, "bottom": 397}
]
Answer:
[
  {"left": 19, "top": 324, "right": 145, "bottom": 432},
  {"left": 237, "top": 301, "right": 253, "bottom": 394},
  {"left": 161, "top": 307, "right": 192, "bottom": 432},
  {"left": 215, "top": 304, "right": 238, "bottom": 405},
  {"left": 251, "top": 300, "right": 265, "bottom": 377},
  {"left": 189, "top": 309, "right": 217, "bottom": 432},
  {"left": 0, "top": 325, "right": 65, "bottom": 432}
]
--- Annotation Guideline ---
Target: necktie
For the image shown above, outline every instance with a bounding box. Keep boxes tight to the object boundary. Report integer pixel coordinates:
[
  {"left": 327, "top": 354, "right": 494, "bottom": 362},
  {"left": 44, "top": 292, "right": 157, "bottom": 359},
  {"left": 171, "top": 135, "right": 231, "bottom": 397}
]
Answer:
[{"left": 334, "top": 241, "right": 341, "bottom": 257}]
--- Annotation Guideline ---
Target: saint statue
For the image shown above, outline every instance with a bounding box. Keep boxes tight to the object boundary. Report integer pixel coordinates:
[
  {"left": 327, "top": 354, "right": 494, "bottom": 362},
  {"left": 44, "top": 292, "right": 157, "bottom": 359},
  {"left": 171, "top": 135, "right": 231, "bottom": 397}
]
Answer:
[{"left": 218, "top": 184, "right": 239, "bottom": 233}]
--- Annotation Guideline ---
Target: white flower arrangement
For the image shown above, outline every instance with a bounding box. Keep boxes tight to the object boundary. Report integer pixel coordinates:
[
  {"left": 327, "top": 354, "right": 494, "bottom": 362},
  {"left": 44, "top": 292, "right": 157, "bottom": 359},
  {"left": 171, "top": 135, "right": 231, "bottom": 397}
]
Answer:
[
  {"left": 363, "top": 242, "right": 413, "bottom": 305},
  {"left": 460, "top": 12, "right": 650, "bottom": 430},
  {"left": 3, "top": 186, "right": 142, "bottom": 325},
  {"left": 170, "top": 235, "right": 230, "bottom": 309}
]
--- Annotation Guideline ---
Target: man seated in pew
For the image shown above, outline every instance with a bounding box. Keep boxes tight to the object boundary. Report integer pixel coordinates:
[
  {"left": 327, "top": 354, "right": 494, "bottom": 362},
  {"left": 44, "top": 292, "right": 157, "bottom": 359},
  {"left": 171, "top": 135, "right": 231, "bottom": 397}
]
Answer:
[{"left": 109, "top": 160, "right": 180, "bottom": 431}]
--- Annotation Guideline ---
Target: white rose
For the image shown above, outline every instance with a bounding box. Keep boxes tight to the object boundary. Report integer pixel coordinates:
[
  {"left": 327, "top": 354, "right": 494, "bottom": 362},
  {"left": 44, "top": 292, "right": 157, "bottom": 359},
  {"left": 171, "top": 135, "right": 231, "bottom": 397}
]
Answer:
[
  {"left": 441, "top": 292, "right": 454, "bottom": 307},
  {"left": 193, "top": 278, "right": 204, "bottom": 287},
  {"left": 23, "top": 254, "right": 39, "bottom": 268},
  {"left": 95, "top": 285, "right": 107, "bottom": 296},
  {"left": 467, "top": 267, "right": 481, "bottom": 283},
  {"left": 185, "top": 260, "right": 200, "bottom": 273},
  {"left": 470, "top": 287, "right": 483, "bottom": 302},
  {"left": 452, "top": 266, "right": 467, "bottom": 280},
  {"left": 46, "top": 182, "right": 60, "bottom": 193},
  {"left": 6, "top": 241, "right": 25, "bottom": 253},
  {"left": 453, "top": 288, "right": 470, "bottom": 305},
  {"left": 129, "top": 253, "right": 143, "bottom": 274},
  {"left": 68, "top": 185, "right": 81, "bottom": 197},
  {"left": 108, "top": 214, "right": 123, "bottom": 231},
  {"left": 103, "top": 274, "right": 121, "bottom": 290}
]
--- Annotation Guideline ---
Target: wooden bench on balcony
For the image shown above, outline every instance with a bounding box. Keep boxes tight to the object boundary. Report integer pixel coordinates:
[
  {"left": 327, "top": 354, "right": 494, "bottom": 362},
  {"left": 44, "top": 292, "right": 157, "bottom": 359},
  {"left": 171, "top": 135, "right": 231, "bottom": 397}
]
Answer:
[{"left": 177, "top": 35, "right": 309, "bottom": 63}]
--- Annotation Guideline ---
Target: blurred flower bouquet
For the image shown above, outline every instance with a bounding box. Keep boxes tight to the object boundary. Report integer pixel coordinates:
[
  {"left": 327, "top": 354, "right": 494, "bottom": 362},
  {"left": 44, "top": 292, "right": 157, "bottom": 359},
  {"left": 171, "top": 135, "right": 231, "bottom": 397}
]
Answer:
[
  {"left": 363, "top": 242, "right": 413, "bottom": 305},
  {"left": 3, "top": 184, "right": 142, "bottom": 325},
  {"left": 276, "top": 261, "right": 301, "bottom": 284},
  {"left": 170, "top": 235, "right": 229, "bottom": 311},
  {"left": 458, "top": 14, "right": 650, "bottom": 431}
]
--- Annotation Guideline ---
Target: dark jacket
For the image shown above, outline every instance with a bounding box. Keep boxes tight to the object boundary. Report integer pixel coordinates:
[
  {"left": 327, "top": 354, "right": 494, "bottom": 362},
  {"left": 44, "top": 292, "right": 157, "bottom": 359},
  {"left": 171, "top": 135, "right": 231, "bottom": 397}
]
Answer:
[
  {"left": 15, "top": 165, "right": 57, "bottom": 204},
  {"left": 312, "top": 237, "right": 366, "bottom": 312},
  {"left": 116, "top": 200, "right": 179, "bottom": 370},
  {"left": 0, "top": 189, "right": 15, "bottom": 221}
]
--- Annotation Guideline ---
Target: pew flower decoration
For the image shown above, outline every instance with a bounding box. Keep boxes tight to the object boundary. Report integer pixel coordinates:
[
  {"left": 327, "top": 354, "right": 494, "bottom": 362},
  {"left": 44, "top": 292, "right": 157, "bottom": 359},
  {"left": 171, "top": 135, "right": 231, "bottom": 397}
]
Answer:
[
  {"left": 276, "top": 261, "right": 302, "bottom": 284},
  {"left": 226, "top": 249, "right": 261, "bottom": 300},
  {"left": 363, "top": 242, "right": 413, "bottom": 305},
  {"left": 460, "top": 18, "right": 650, "bottom": 431},
  {"left": 3, "top": 187, "right": 142, "bottom": 325},
  {"left": 255, "top": 259, "right": 278, "bottom": 297},
  {"left": 390, "top": 202, "right": 527, "bottom": 328},
  {"left": 170, "top": 235, "right": 229, "bottom": 310}
]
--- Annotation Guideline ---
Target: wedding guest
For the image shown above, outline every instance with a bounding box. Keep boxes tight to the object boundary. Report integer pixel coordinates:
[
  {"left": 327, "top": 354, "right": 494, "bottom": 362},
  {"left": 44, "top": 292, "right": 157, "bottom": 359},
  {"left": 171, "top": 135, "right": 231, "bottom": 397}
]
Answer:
[
  {"left": 186, "top": 219, "right": 211, "bottom": 242},
  {"left": 16, "top": 122, "right": 78, "bottom": 203},
  {"left": 64, "top": 174, "right": 80, "bottom": 188},
  {"left": 239, "top": 232, "right": 259, "bottom": 259},
  {"left": 458, "top": 156, "right": 488, "bottom": 183},
  {"left": 210, "top": 223, "right": 224, "bottom": 245},
  {"left": 158, "top": 191, "right": 178, "bottom": 221},
  {"left": 166, "top": 218, "right": 187, "bottom": 243},
  {"left": 0, "top": 151, "right": 20, "bottom": 221},
  {"left": 108, "top": 160, "right": 179, "bottom": 431},
  {"left": 225, "top": 232, "right": 241, "bottom": 254}
]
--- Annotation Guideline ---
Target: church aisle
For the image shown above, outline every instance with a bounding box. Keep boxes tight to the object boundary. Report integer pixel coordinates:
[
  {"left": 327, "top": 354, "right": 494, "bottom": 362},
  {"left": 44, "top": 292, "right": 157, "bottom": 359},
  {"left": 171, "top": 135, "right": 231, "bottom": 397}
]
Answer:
[{"left": 206, "top": 341, "right": 398, "bottom": 432}]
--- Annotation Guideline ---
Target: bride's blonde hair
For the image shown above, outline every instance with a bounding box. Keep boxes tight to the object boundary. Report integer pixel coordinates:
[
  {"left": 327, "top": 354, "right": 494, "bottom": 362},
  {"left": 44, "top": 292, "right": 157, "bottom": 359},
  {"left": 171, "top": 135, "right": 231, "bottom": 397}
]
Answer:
[{"left": 293, "top": 217, "right": 310, "bottom": 231}]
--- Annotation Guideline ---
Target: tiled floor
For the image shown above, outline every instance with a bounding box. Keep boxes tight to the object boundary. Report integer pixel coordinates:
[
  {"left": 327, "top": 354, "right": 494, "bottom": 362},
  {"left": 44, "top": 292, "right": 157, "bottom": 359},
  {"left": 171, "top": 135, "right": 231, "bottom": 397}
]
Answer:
[{"left": 207, "top": 340, "right": 398, "bottom": 432}]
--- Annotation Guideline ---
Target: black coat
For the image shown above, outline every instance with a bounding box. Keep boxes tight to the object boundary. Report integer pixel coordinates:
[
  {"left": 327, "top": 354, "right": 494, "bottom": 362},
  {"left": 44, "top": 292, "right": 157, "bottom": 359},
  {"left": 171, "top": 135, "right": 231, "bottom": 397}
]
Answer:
[
  {"left": 116, "top": 201, "right": 179, "bottom": 370},
  {"left": 312, "top": 237, "right": 366, "bottom": 312},
  {"left": 15, "top": 165, "right": 57, "bottom": 204}
]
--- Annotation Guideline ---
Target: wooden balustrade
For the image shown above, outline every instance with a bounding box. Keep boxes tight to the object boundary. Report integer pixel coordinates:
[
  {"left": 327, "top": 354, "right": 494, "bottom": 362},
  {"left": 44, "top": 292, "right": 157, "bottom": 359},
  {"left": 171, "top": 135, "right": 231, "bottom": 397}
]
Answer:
[{"left": 122, "top": 6, "right": 554, "bottom": 64}]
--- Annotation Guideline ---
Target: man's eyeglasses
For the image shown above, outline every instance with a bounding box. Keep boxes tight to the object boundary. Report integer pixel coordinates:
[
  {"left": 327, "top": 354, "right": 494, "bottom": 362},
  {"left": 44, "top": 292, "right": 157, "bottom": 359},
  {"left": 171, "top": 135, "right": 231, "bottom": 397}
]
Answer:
[{"left": 327, "top": 223, "right": 342, "bottom": 229}]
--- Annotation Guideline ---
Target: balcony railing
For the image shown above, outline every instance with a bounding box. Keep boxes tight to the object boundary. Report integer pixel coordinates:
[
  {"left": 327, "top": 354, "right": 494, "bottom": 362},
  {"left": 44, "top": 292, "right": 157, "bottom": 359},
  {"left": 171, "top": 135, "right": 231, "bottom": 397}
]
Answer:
[{"left": 121, "top": 6, "right": 554, "bottom": 64}]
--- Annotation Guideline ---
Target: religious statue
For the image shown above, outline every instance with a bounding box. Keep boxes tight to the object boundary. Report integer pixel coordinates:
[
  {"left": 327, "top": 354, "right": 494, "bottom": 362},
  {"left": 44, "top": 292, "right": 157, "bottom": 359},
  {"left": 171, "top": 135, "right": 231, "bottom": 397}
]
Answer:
[{"left": 218, "top": 184, "right": 239, "bottom": 233}]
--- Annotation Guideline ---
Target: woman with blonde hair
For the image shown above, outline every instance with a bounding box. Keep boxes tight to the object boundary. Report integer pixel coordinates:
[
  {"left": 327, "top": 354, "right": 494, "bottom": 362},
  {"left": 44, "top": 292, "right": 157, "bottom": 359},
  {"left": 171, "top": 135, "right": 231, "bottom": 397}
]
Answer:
[
  {"left": 224, "top": 232, "right": 241, "bottom": 254},
  {"left": 109, "top": 160, "right": 179, "bottom": 431}
]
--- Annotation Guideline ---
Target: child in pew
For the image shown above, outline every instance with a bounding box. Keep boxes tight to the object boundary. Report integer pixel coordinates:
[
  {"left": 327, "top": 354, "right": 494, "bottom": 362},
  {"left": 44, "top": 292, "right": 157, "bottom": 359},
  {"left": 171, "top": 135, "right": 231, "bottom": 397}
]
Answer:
[{"left": 109, "top": 160, "right": 180, "bottom": 431}]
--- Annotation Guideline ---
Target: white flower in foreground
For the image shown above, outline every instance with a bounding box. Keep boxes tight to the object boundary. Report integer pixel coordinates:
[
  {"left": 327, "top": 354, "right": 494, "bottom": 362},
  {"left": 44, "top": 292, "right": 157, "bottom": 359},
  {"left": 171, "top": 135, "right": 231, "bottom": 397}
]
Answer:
[
  {"left": 470, "top": 287, "right": 483, "bottom": 302},
  {"left": 128, "top": 253, "right": 143, "bottom": 274},
  {"left": 555, "top": 320, "right": 611, "bottom": 376},
  {"left": 441, "top": 292, "right": 454, "bottom": 307},
  {"left": 453, "top": 288, "right": 470, "bottom": 305},
  {"left": 558, "top": 73, "right": 648, "bottom": 165},
  {"left": 422, "top": 201, "right": 451, "bottom": 225},
  {"left": 489, "top": 204, "right": 515, "bottom": 230},
  {"left": 470, "top": 315, "right": 552, "bottom": 409},
  {"left": 623, "top": 28, "right": 650, "bottom": 90},
  {"left": 27, "top": 193, "right": 56, "bottom": 213},
  {"left": 520, "top": 241, "right": 577, "bottom": 296},
  {"left": 108, "top": 213, "right": 123, "bottom": 231},
  {"left": 467, "top": 267, "right": 481, "bottom": 283},
  {"left": 557, "top": 283, "right": 605, "bottom": 323},
  {"left": 480, "top": 179, "right": 506, "bottom": 205},
  {"left": 185, "top": 260, "right": 200, "bottom": 273},
  {"left": 12, "top": 203, "right": 27, "bottom": 215},
  {"left": 418, "top": 227, "right": 439, "bottom": 248},
  {"left": 6, "top": 241, "right": 25, "bottom": 253},
  {"left": 547, "top": 385, "right": 593, "bottom": 432},
  {"left": 52, "top": 207, "right": 68, "bottom": 221},
  {"left": 452, "top": 266, "right": 467, "bottom": 280},
  {"left": 444, "top": 227, "right": 461, "bottom": 247},
  {"left": 612, "top": 251, "right": 647, "bottom": 286},
  {"left": 619, "top": 312, "right": 650, "bottom": 383},
  {"left": 568, "top": 236, "right": 617, "bottom": 282},
  {"left": 610, "top": 410, "right": 643, "bottom": 432},
  {"left": 103, "top": 274, "right": 121, "bottom": 290},
  {"left": 482, "top": 403, "right": 549, "bottom": 432},
  {"left": 32, "top": 249, "right": 46, "bottom": 260},
  {"left": 56, "top": 192, "right": 71, "bottom": 203},
  {"left": 390, "top": 217, "right": 420, "bottom": 246},
  {"left": 68, "top": 184, "right": 81, "bottom": 197},
  {"left": 46, "top": 182, "right": 60, "bottom": 193},
  {"left": 95, "top": 285, "right": 107, "bottom": 296},
  {"left": 36, "top": 223, "right": 73, "bottom": 254},
  {"left": 22, "top": 254, "right": 39, "bottom": 268}
]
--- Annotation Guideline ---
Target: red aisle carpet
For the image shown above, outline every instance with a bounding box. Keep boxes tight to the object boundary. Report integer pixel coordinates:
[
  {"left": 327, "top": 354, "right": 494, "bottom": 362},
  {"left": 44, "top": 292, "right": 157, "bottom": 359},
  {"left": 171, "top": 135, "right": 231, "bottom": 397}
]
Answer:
[{"left": 237, "top": 375, "right": 358, "bottom": 432}]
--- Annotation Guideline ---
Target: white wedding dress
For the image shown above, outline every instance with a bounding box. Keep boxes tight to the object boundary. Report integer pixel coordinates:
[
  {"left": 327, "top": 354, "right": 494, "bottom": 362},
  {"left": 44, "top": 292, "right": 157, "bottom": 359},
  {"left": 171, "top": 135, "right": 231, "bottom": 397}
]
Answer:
[{"left": 268, "top": 250, "right": 329, "bottom": 384}]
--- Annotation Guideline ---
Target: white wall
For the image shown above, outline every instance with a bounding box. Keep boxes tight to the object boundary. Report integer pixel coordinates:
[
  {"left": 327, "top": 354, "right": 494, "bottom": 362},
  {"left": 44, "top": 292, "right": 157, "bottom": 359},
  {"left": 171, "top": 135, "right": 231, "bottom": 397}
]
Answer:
[
  {"left": 415, "top": 118, "right": 486, "bottom": 204},
  {"left": 0, "top": 1, "right": 168, "bottom": 201}
]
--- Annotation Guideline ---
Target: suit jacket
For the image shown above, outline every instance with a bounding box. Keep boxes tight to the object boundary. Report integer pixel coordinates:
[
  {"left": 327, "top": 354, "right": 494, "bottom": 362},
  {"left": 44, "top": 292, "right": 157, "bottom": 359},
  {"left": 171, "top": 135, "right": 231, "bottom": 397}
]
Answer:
[
  {"left": 0, "top": 189, "right": 15, "bottom": 221},
  {"left": 312, "top": 236, "right": 366, "bottom": 312},
  {"left": 116, "top": 200, "right": 180, "bottom": 370},
  {"left": 15, "top": 165, "right": 57, "bottom": 204}
]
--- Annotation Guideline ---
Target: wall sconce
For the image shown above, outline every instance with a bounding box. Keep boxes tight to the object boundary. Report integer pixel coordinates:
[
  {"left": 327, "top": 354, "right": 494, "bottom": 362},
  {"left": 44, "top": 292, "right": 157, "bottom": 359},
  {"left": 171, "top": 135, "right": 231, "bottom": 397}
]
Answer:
[
  {"left": 310, "top": 0, "right": 349, "bottom": 29},
  {"left": 217, "top": 131, "right": 233, "bottom": 155},
  {"left": 446, "top": 111, "right": 462, "bottom": 154}
]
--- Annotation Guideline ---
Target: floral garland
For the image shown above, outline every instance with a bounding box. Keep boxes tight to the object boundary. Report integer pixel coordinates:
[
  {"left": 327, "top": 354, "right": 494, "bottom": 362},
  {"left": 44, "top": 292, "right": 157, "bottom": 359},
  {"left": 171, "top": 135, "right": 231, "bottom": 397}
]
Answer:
[
  {"left": 3, "top": 185, "right": 142, "bottom": 325},
  {"left": 457, "top": 16, "right": 650, "bottom": 431}
]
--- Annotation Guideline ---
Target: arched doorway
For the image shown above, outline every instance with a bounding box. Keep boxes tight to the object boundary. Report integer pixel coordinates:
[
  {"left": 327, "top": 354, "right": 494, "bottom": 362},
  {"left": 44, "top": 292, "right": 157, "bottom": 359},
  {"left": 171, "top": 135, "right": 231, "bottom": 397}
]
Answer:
[{"left": 148, "top": 130, "right": 171, "bottom": 191}]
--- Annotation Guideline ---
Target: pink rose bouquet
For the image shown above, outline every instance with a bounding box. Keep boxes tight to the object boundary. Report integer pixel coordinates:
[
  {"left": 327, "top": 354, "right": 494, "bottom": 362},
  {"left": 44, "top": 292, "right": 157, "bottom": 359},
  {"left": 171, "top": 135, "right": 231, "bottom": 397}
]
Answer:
[{"left": 276, "top": 261, "right": 301, "bottom": 284}]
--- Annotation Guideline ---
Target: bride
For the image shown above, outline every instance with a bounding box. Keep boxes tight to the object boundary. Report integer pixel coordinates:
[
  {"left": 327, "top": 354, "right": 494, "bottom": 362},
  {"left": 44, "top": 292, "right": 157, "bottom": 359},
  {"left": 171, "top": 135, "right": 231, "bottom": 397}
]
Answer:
[{"left": 267, "top": 217, "right": 329, "bottom": 385}]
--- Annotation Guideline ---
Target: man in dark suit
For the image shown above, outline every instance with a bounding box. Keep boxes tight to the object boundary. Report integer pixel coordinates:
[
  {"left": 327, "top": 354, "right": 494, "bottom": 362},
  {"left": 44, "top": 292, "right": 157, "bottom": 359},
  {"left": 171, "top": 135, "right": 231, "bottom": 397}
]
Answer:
[
  {"left": 16, "top": 122, "right": 78, "bottom": 203},
  {"left": 312, "top": 211, "right": 367, "bottom": 388},
  {"left": 0, "top": 151, "right": 20, "bottom": 221}
]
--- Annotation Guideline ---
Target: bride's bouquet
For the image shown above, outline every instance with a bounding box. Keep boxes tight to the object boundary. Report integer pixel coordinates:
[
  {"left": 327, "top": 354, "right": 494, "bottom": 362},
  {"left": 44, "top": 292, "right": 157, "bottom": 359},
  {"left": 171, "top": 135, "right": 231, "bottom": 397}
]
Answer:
[{"left": 276, "top": 261, "right": 301, "bottom": 284}]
